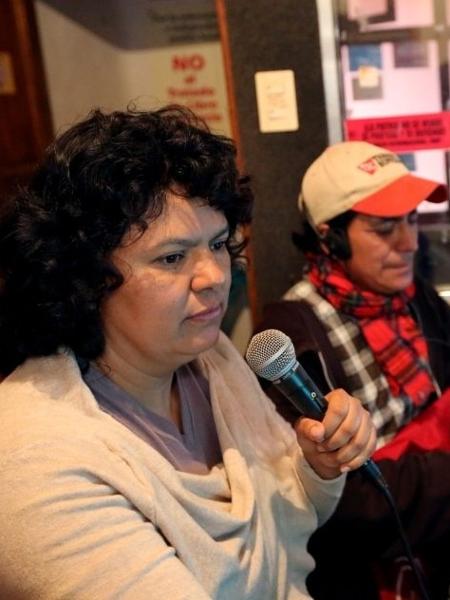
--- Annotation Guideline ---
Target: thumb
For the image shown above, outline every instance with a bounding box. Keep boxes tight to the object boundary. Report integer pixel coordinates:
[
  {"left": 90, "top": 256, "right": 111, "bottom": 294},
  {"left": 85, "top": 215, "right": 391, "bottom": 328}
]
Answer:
[{"left": 296, "top": 417, "right": 325, "bottom": 443}]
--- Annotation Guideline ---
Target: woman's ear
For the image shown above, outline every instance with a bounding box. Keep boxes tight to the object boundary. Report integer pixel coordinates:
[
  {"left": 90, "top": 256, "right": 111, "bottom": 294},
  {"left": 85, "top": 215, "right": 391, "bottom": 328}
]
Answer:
[
  {"left": 316, "top": 224, "right": 352, "bottom": 260},
  {"left": 316, "top": 223, "right": 331, "bottom": 255}
]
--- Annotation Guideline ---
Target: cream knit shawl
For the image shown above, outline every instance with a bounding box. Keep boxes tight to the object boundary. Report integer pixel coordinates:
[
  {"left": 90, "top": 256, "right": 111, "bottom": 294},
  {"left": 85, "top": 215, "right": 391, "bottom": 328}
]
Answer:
[{"left": 0, "top": 333, "right": 343, "bottom": 599}]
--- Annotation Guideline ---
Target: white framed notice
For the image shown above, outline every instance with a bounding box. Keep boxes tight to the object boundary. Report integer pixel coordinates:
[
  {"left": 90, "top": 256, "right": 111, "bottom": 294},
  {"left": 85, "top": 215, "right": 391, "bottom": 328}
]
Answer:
[{"left": 254, "top": 69, "right": 299, "bottom": 133}]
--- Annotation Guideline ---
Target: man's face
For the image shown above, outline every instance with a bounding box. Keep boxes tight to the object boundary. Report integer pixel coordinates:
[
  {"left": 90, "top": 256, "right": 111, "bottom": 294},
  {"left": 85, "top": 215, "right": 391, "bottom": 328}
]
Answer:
[{"left": 344, "top": 211, "right": 419, "bottom": 294}]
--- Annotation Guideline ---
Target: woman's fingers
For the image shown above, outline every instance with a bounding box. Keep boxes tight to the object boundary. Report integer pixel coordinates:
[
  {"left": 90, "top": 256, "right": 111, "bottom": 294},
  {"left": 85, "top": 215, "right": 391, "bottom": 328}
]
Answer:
[{"left": 294, "top": 388, "right": 377, "bottom": 479}]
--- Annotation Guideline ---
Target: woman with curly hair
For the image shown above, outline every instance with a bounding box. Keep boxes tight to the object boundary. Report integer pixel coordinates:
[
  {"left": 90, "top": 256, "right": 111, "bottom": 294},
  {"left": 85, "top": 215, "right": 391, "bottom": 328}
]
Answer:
[{"left": 0, "top": 105, "right": 375, "bottom": 599}]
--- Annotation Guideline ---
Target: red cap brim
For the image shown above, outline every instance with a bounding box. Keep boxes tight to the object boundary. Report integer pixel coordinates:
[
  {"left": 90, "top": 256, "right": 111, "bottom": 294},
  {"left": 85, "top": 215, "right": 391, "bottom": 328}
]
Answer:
[{"left": 352, "top": 174, "right": 448, "bottom": 217}]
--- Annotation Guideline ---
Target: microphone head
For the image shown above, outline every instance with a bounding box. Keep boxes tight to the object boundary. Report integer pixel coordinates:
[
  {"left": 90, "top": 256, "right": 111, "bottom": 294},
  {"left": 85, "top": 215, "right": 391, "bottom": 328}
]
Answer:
[{"left": 246, "top": 329, "right": 297, "bottom": 381}]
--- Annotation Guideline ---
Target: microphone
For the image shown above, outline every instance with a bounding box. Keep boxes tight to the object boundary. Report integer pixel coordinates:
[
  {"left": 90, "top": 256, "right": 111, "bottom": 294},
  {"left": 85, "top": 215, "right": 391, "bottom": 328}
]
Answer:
[{"left": 246, "top": 328, "right": 386, "bottom": 488}]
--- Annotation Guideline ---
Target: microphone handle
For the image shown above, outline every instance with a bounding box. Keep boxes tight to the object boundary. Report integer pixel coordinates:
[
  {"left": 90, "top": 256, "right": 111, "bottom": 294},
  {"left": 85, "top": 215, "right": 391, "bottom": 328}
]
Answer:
[
  {"left": 277, "top": 365, "right": 327, "bottom": 420},
  {"left": 275, "top": 362, "right": 385, "bottom": 487}
]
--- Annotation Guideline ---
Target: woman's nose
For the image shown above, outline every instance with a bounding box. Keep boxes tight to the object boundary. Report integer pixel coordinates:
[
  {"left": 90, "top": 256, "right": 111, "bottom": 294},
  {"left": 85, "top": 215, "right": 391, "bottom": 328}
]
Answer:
[
  {"left": 395, "top": 221, "right": 419, "bottom": 252},
  {"left": 191, "top": 252, "right": 228, "bottom": 292}
]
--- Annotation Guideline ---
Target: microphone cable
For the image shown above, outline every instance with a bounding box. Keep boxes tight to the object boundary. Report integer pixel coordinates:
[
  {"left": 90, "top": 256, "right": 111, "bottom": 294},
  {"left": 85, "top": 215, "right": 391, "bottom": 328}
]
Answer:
[{"left": 365, "top": 469, "right": 431, "bottom": 600}]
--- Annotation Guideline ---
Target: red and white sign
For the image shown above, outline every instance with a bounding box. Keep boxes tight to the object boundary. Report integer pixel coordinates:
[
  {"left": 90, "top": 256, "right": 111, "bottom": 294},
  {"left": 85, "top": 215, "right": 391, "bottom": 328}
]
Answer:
[{"left": 345, "top": 112, "right": 450, "bottom": 152}]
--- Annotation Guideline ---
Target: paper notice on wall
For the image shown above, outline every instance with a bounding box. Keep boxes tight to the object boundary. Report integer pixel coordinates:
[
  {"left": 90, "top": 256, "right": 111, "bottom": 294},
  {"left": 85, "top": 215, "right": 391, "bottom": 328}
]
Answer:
[
  {"left": 254, "top": 70, "right": 299, "bottom": 133},
  {"left": 347, "top": 0, "right": 388, "bottom": 20},
  {"left": 148, "top": 42, "right": 231, "bottom": 136},
  {"left": 358, "top": 65, "right": 380, "bottom": 88}
]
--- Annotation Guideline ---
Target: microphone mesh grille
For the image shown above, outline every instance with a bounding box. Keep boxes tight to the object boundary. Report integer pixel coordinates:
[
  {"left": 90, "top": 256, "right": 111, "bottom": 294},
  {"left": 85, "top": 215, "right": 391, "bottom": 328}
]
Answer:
[{"left": 246, "top": 329, "right": 297, "bottom": 381}]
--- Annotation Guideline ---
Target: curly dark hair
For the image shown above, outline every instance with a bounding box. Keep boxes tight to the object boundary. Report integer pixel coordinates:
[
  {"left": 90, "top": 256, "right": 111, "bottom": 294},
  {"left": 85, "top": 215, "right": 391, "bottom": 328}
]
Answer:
[{"left": 0, "top": 105, "right": 253, "bottom": 374}]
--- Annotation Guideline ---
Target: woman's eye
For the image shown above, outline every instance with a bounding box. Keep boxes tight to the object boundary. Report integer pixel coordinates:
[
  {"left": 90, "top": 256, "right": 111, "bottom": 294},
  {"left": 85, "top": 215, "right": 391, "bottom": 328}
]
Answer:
[
  {"left": 160, "top": 253, "right": 184, "bottom": 265},
  {"left": 373, "top": 224, "right": 395, "bottom": 235},
  {"left": 211, "top": 239, "right": 228, "bottom": 252},
  {"left": 369, "top": 219, "right": 397, "bottom": 235},
  {"left": 372, "top": 213, "right": 418, "bottom": 236}
]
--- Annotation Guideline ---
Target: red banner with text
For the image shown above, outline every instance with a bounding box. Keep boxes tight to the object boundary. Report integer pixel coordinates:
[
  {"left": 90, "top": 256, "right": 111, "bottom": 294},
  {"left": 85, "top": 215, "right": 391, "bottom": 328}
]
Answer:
[{"left": 345, "top": 112, "right": 450, "bottom": 152}]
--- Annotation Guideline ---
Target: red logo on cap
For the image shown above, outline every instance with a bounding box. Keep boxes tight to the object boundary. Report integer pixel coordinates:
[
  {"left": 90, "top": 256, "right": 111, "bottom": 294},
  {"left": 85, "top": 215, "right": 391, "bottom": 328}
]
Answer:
[
  {"left": 357, "top": 153, "right": 401, "bottom": 174},
  {"left": 358, "top": 158, "right": 377, "bottom": 174}
]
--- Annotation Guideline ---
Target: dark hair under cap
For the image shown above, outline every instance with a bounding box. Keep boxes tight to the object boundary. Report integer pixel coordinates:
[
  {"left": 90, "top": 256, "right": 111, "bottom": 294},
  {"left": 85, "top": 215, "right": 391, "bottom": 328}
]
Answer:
[{"left": 292, "top": 210, "right": 356, "bottom": 257}]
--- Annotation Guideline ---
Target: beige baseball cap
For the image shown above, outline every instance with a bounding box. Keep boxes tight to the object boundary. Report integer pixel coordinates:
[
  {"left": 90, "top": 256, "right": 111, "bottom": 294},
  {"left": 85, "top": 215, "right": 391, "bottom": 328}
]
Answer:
[{"left": 299, "top": 141, "right": 448, "bottom": 227}]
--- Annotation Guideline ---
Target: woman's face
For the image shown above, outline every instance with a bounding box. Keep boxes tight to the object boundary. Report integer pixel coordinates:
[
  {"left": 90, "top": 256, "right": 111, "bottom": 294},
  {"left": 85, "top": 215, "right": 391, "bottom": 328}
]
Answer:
[
  {"left": 344, "top": 211, "right": 419, "bottom": 294},
  {"left": 100, "top": 193, "right": 232, "bottom": 376}
]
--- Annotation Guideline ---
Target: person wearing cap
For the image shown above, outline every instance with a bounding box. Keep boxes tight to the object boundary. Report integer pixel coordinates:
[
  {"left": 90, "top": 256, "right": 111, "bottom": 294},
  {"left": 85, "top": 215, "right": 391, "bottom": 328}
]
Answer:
[{"left": 255, "top": 141, "right": 450, "bottom": 600}]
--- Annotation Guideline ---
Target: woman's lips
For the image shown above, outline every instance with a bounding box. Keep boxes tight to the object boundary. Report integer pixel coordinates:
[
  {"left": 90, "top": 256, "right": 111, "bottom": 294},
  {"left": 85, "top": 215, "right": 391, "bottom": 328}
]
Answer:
[
  {"left": 387, "top": 263, "right": 412, "bottom": 271},
  {"left": 188, "top": 305, "right": 222, "bottom": 322}
]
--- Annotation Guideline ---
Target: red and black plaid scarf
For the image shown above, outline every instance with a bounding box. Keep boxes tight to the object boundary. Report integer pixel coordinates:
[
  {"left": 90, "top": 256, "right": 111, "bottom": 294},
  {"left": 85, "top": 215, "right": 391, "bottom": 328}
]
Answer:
[{"left": 306, "top": 253, "right": 435, "bottom": 406}]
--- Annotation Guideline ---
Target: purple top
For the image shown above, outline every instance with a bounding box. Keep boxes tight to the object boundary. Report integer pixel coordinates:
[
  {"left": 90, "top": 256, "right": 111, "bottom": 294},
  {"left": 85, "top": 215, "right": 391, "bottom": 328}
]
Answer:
[{"left": 83, "top": 363, "right": 222, "bottom": 475}]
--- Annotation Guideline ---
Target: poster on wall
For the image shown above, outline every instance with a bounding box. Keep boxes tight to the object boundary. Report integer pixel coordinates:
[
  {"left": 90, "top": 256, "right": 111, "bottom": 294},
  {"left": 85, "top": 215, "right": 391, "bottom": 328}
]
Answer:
[
  {"left": 145, "top": 0, "right": 231, "bottom": 136},
  {"left": 341, "top": 41, "right": 441, "bottom": 119},
  {"left": 346, "top": 0, "right": 395, "bottom": 24},
  {"left": 343, "top": 0, "right": 434, "bottom": 30}
]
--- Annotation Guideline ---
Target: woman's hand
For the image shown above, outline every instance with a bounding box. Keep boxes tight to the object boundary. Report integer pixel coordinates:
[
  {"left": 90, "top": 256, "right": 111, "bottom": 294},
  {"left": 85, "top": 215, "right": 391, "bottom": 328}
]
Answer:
[{"left": 294, "top": 388, "right": 377, "bottom": 480}]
